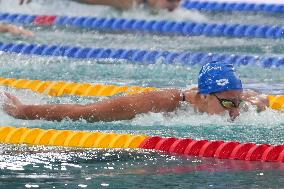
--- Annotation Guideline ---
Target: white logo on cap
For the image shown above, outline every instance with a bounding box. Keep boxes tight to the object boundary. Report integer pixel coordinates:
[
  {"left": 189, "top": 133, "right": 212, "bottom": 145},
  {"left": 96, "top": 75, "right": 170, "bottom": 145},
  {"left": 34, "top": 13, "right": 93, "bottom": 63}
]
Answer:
[{"left": 216, "top": 79, "right": 229, "bottom": 86}]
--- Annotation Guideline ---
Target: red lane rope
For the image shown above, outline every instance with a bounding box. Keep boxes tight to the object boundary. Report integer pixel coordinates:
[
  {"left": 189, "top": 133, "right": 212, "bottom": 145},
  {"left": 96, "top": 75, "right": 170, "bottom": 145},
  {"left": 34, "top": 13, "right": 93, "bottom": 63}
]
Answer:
[
  {"left": 139, "top": 137, "right": 284, "bottom": 163},
  {"left": 34, "top": 15, "right": 57, "bottom": 25}
]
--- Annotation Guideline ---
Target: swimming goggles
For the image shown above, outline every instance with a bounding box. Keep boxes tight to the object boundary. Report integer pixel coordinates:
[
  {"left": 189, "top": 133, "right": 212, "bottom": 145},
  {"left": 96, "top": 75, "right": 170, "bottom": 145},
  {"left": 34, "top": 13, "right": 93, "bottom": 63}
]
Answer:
[{"left": 212, "top": 94, "right": 244, "bottom": 109}]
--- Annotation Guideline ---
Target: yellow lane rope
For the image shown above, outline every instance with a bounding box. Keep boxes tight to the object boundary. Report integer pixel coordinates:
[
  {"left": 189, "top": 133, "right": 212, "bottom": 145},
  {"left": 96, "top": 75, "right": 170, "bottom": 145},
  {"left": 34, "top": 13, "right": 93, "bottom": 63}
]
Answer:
[
  {"left": 0, "top": 126, "right": 148, "bottom": 148},
  {"left": 0, "top": 77, "right": 156, "bottom": 97}
]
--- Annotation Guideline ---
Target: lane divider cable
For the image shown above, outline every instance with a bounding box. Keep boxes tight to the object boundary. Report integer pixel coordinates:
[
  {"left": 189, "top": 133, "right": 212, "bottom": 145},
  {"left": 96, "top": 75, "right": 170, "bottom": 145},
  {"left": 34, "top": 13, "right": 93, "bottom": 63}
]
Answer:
[
  {"left": 1, "top": 42, "right": 284, "bottom": 68},
  {"left": 1, "top": 12, "right": 284, "bottom": 39},
  {"left": 0, "top": 126, "right": 283, "bottom": 163}
]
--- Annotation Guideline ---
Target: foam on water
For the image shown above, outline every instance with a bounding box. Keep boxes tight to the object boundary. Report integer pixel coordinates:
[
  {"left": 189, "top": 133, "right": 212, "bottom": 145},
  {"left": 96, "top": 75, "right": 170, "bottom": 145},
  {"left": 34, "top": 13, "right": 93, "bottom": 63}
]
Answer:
[{"left": 131, "top": 103, "right": 284, "bottom": 127}]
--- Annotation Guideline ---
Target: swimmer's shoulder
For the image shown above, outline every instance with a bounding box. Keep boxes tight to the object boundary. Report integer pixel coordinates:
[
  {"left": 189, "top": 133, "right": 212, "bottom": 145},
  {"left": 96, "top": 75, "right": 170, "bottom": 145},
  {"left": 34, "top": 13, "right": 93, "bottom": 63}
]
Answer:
[{"left": 154, "top": 88, "right": 199, "bottom": 102}]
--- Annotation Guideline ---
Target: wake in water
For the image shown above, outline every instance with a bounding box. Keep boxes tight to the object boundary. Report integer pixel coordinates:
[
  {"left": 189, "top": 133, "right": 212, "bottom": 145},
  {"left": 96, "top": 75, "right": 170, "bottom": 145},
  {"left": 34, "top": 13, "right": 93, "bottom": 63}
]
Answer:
[{"left": 130, "top": 102, "right": 284, "bottom": 127}]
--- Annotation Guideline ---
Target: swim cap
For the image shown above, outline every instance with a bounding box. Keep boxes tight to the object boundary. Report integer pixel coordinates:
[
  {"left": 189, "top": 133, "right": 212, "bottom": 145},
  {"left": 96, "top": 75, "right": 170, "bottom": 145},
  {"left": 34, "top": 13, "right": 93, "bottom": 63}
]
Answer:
[{"left": 198, "top": 61, "right": 243, "bottom": 94}]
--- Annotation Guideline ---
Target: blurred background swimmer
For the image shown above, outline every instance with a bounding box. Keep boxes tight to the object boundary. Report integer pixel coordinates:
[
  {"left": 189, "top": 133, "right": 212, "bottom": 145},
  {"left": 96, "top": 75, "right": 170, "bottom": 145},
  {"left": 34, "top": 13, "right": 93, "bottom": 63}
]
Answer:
[
  {"left": 20, "top": 0, "right": 181, "bottom": 11},
  {"left": 73, "top": 0, "right": 181, "bottom": 11}
]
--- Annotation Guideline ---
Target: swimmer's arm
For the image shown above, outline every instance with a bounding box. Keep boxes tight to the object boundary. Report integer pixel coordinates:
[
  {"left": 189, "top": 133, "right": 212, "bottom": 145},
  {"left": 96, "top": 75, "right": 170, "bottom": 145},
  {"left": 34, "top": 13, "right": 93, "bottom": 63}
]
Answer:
[
  {"left": 17, "top": 104, "right": 87, "bottom": 121},
  {"left": 0, "top": 23, "right": 33, "bottom": 36},
  {"left": 0, "top": 24, "right": 14, "bottom": 33},
  {"left": 4, "top": 90, "right": 182, "bottom": 122},
  {"left": 82, "top": 89, "right": 182, "bottom": 121},
  {"left": 74, "top": 0, "right": 135, "bottom": 9},
  {"left": 242, "top": 90, "right": 269, "bottom": 112}
]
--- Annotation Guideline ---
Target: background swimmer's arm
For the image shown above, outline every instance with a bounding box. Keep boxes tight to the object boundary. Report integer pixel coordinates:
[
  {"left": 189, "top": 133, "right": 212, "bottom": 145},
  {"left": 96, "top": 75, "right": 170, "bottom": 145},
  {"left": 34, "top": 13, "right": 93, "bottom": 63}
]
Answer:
[
  {"left": 74, "top": 0, "right": 135, "bottom": 9},
  {"left": 0, "top": 23, "right": 33, "bottom": 36},
  {"left": 3, "top": 90, "right": 182, "bottom": 122}
]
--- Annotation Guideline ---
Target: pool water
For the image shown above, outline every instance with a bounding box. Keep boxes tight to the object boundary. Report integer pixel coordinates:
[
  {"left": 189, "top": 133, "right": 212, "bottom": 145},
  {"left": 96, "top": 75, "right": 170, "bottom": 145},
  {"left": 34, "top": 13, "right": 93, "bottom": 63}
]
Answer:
[{"left": 0, "top": 0, "right": 284, "bottom": 188}]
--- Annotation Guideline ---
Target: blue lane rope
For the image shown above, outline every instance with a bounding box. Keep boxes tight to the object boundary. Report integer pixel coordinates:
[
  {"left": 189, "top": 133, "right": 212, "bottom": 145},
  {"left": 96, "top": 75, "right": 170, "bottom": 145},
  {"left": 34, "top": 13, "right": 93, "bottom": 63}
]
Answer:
[
  {"left": 1, "top": 12, "right": 284, "bottom": 39},
  {"left": 0, "top": 41, "right": 283, "bottom": 68},
  {"left": 182, "top": 0, "right": 284, "bottom": 14}
]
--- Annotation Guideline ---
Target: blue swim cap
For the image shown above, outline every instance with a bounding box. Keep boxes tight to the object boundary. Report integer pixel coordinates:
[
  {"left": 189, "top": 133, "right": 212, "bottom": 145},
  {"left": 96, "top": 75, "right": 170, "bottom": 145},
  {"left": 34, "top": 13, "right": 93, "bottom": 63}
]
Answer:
[{"left": 198, "top": 61, "right": 243, "bottom": 94}]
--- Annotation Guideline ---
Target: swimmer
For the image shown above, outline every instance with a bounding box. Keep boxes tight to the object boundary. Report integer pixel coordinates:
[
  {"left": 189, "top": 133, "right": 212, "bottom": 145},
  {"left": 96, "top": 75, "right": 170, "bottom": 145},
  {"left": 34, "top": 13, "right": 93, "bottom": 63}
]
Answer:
[
  {"left": 19, "top": 0, "right": 181, "bottom": 11},
  {"left": 70, "top": 0, "right": 180, "bottom": 11},
  {"left": 3, "top": 61, "right": 269, "bottom": 122},
  {"left": 0, "top": 23, "right": 33, "bottom": 37},
  {"left": 76, "top": 0, "right": 181, "bottom": 11},
  {"left": 18, "top": 0, "right": 180, "bottom": 11}
]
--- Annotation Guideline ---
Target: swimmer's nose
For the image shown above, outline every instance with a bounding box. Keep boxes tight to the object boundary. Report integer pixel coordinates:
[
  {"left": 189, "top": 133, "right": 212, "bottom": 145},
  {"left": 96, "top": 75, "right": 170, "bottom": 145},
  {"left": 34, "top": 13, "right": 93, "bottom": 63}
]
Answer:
[{"left": 229, "top": 108, "right": 240, "bottom": 121}]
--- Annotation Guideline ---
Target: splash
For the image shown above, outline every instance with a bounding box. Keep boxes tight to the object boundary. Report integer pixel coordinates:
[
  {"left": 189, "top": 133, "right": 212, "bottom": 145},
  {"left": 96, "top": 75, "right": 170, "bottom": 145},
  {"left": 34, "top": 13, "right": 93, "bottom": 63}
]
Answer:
[{"left": 131, "top": 103, "right": 284, "bottom": 128}]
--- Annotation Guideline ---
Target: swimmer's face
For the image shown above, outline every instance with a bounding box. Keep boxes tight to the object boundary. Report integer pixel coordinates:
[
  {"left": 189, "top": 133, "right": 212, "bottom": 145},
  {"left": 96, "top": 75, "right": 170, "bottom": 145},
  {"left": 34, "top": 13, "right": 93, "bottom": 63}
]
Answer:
[
  {"left": 155, "top": 0, "right": 181, "bottom": 11},
  {"left": 203, "top": 90, "right": 243, "bottom": 120}
]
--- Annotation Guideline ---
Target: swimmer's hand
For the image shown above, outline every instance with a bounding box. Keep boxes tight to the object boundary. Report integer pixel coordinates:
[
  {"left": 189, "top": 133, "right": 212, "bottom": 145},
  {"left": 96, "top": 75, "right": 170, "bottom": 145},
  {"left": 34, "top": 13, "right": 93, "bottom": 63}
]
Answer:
[
  {"left": 3, "top": 93, "right": 26, "bottom": 119},
  {"left": 19, "top": 0, "right": 32, "bottom": 5},
  {"left": 242, "top": 90, "right": 269, "bottom": 112},
  {"left": 0, "top": 24, "right": 34, "bottom": 37}
]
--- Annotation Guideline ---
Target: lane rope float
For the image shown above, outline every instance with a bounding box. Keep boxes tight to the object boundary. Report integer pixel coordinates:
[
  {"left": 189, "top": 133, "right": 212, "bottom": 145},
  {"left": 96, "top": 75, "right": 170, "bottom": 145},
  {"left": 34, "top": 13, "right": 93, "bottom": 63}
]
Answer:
[
  {"left": 1, "top": 12, "right": 284, "bottom": 39},
  {"left": 182, "top": 0, "right": 284, "bottom": 14},
  {"left": 0, "top": 77, "right": 156, "bottom": 97},
  {"left": 0, "top": 77, "right": 283, "bottom": 111},
  {"left": 0, "top": 126, "right": 283, "bottom": 163},
  {"left": 1, "top": 42, "right": 284, "bottom": 68}
]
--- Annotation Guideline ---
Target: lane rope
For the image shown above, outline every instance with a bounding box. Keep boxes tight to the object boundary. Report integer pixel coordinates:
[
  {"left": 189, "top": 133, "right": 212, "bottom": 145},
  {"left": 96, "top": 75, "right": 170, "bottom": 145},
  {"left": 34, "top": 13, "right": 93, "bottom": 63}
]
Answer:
[
  {"left": 0, "top": 126, "right": 283, "bottom": 163},
  {"left": 0, "top": 77, "right": 156, "bottom": 97},
  {"left": 1, "top": 42, "right": 284, "bottom": 68},
  {"left": 182, "top": 0, "right": 284, "bottom": 14},
  {"left": 1, "top": 12, "right": 284, "bottom": 39},
  {"left": 0, "top": 77, "right": 283, "bottom": 111}
]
